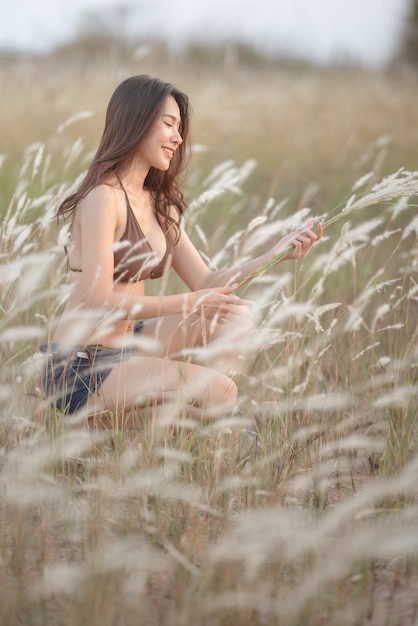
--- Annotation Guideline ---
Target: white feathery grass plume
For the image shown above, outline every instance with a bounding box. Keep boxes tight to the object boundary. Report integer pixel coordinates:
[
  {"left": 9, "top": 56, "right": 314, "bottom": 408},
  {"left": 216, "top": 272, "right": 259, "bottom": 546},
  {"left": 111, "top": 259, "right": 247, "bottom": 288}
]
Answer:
[
  {"left": 33, "top": 540, "right": 160, "bottom": 600},
  {"left": 247, "top": 215, "right": 268, "bottom": 233},
  {"left": 259, "top": 388, "right": 352, "bottom": 417},
  {"left": 155, "top": 447, "right": 194, "bottom": 463},
  {"left": 351, "top": 342, "right": 381, "bottom": 362},
  {"left": 201, "top": 417, "right": 254, "bottom": 434},
  {"left": 51, "top": 308, "right": 129, "bottom": 348},
  {"left": 189, "top": 159, "right": 257, "bottom": 212},
  {"left": 374, "top": 277, "right": 402, "bottom": 293},
  {"left": 291, "top": 391, "right": 353, "bottom": 412},
  {"left": 11, "top": 224, "right": 33, "bottom": 254},
  {"left": 371, "top": 303, "right": 391, "bottom": 331},
  {"left": 313, "top": 342, "right": 333, "bottom": 364},
  {"left": 373, "top": 384, "right": 417, "bottom": 409},
  {"left": 193, "top": 223, "right": 209, "bottom": 249},
  {"left": 31, "top": 142, "right": 44, "bottom": 180},
  {"left": 344, "top": 304, "right": 366, "bottom": 333},
  {"left": 189, "top": 168, "right": 237, "bottom": 210},
  {"left": 18, "top": 141, "right": 42, "bottom": 178},
  {"left": 343, "top": 268, "right": 395, "bottom": 333},
  {"left": 375, "top": 323, "right": 405, "bottom": 333},
  {"left": 323, "top": 168, "right": 418, "bottom": 227},
  {"left": 351, "top": 171, "right": 374, "bottom": 191},
  {"left": 113, "top": 332, "right": 162, "bottom": 354},
  {"left": 389, "top": 282, "right": 418, "bottom": 312},
  {"left": 36, "top": 170, "right": 87, "bottom": 232},
  {"left": 268, "top": 197, "right": 289, "bottom": 220},
  {"left": 305, "top": 302, "right": 342, "bottom": 334},
  {"left": 319, "top": 434, "right": 385, "bottom": 458},
  {"left": 375, "top": 355, "right": 391, "bottom": 368},
  {"left": 2, "top": 434, "right": 102, "bottom": 505},
  {"left": 0, "top": 384, "right": 12, "bottom": 401},
  {"left": 261, "top": 196, "right": 275, "bottom": 216},
  {"left": 240, "top": 209, "right": 310, "bottom": 257},
  {"left": 237, "top": 158, "right": 257, "bottom": 187},
  {"left": 2, "top": 192, "right": 28, "bottom": 237},
  {"left": 29, "top": 192, "right": 55, "bottom": 211},
  {"left": 33, "top": 563, "right": 84, "bottom": 598},
  {"left": 402, "top": 214, "right": 418, "bottom": 239},
  {"left": 253, "top": 272, "right": 293, "bottom": 317},
  {"left": 0, "top": 252, "right": 54, "bottom": 287},
  {"left": 203, "top": 159, "right": 235, "bottom": 186},
  {"left": 0, "top": 325, "right": 44, "bottom": 343},
  {"left": 236, "top": 169, "right": 418, "bottom": 289},
  {"left": 390, "top": 195, "right": 410, "bottom": 219},
  {"left": 62, "top": 137, "right": 87, "bottom": 175},
  {"left": 266, "top": 301, "right": 314, "bottom": 327},
  {"left": 191, "top": 142, "right": 208, "bottom": 154},
  {"left": 57, "top": 222, "right": 71, "bottom": 249},
  {"left": 371, "top": 228, "right": 402, "bottom": 246},
  {"left": 341, "top": 217, "right": 383, "bottom": 244},
  {"left": 41, "top": 152, "right": 52, "bottom": 190},
  {"left": 210, "top": 229, "right": 246, "bottom": 269},
  {"left": 56, "top": 110, "right": 94, "bottom": 133},
  {"left": 209, "top": 454, "right": 418, "bottom": 569}
]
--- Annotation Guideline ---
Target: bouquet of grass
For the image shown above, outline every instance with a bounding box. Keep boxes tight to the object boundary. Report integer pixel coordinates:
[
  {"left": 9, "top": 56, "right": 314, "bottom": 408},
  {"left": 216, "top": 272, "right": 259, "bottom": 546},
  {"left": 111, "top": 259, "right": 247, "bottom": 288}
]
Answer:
[{"left": 235, "top": 169, "right": 418, "bottom": 290}]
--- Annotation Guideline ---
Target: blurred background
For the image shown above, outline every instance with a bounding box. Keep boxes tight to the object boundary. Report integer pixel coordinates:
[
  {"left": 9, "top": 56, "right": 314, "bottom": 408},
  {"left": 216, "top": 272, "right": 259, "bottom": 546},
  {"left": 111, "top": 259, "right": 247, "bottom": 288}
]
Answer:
[
  {"left": 1, "top": 0, "right": 418, "bottom": 231},
  {"left": 0, "top": 0, "right": 413, "bottom": 67}
]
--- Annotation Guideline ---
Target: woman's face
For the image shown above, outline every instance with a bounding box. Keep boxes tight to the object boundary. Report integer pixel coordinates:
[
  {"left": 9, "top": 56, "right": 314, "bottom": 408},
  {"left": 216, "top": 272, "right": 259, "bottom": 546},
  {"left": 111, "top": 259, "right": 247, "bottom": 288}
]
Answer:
[{"left": 139, "top": 95, "right": 183, "bottom": 172}]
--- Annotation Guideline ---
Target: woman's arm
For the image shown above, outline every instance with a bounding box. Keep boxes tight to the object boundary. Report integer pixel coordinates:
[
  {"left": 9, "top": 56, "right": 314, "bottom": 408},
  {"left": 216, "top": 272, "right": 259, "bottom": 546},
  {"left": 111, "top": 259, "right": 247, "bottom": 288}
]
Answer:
[
  {"left": 75, "top": 187, "right": 244, "bottom": 320},
  {"left": 172, "top": 221, "right": 323, "bottom": 291}
]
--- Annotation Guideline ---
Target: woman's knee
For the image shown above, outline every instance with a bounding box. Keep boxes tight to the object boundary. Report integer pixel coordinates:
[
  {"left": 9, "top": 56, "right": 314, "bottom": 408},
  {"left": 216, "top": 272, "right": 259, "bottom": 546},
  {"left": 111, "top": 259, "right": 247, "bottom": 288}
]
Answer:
[{"left": 208, "top": 373, "right": 238, "bottom": 407}]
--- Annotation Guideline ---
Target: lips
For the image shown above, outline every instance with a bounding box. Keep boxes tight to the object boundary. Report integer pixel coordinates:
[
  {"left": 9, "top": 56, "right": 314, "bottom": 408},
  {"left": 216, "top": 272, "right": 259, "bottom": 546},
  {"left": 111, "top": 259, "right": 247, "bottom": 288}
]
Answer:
[{"left": 162, "top": 147, "right": 174, "bottom": 159}]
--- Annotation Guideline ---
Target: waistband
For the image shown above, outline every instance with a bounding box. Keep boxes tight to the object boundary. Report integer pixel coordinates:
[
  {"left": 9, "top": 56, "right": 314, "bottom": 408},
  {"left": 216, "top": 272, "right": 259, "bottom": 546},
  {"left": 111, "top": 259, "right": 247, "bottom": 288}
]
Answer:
[{"left": 39, "top": 342, "right": 134, "bottom": 361}]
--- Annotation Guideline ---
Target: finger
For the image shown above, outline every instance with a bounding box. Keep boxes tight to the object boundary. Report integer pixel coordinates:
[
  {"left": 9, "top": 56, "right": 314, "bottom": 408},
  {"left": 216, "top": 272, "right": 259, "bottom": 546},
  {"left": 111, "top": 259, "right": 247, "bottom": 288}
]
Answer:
[
  {"left": 291, "top": 235, "right": 309, "bottom": 249},
  {"left": 298, "top": 228, "right": 318, "bottom": 241},
  {"left": 219, "top": 284, "right": 240, "bottom": 294},
  {"left": 225, "top": 294, "right": 253, "bottom": 304}
]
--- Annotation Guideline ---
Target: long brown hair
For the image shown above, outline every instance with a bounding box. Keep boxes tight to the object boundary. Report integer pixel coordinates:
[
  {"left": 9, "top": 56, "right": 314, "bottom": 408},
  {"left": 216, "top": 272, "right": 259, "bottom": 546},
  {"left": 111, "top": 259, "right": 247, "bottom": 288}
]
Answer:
[{"left": 57, "top": 75, "right": 191, "bottom": 242}]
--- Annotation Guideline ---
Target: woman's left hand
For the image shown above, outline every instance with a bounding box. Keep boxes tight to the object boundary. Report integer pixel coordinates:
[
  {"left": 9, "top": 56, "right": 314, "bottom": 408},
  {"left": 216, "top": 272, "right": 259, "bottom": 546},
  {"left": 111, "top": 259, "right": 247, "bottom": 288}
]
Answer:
[{"left": 272, "top": 220, "right": 323, "bottom": 260}]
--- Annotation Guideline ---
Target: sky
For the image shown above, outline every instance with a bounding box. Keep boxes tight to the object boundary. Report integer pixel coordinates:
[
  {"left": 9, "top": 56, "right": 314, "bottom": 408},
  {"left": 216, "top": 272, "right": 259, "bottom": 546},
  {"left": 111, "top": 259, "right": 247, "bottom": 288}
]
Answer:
[{"left": 0, "top": 0, "right": 411, "bottom": 67}]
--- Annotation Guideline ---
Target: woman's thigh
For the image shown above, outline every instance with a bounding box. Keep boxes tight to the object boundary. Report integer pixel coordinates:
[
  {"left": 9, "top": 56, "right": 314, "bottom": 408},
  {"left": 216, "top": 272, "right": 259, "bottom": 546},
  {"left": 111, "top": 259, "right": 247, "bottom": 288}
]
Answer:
[
  {"left": 90, "top": 354, "right": 237, "bottom": 418},
  {"left": 140, "top": 314, "right": 203, "bottom": 358},
  {"left": 140, "top": 307, "right": 252, "bottom": 361}
]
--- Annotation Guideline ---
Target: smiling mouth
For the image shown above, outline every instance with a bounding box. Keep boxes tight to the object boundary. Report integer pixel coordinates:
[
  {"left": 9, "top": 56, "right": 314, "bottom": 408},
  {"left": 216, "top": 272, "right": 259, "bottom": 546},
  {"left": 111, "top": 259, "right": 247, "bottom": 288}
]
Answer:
[{"left": 162, "top": 147, "right": 174, "bottom": 158}]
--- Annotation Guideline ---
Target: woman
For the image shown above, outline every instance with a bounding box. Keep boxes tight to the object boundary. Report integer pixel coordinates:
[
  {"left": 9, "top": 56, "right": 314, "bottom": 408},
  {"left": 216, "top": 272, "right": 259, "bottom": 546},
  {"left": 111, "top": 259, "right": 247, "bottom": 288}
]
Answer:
[{"left": 40, "top": 75, "right": 322, "bottom": 426}]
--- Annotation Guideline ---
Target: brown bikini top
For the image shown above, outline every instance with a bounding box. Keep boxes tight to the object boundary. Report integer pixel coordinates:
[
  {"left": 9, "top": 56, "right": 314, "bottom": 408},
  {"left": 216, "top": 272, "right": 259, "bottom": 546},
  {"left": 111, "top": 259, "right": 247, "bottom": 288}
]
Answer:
[{"left": 69, "top": 178, "right": 172, "bottom": 283}]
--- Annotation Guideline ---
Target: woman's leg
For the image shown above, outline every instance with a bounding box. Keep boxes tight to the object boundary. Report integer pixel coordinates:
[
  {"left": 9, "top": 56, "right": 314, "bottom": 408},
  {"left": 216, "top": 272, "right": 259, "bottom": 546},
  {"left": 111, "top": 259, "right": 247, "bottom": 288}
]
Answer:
[
  {"left": 87, "top": 355, "right": 237, "bottom": 426},
  {"left": 139, "top": 305, "right": 253, "bottom": 373}
]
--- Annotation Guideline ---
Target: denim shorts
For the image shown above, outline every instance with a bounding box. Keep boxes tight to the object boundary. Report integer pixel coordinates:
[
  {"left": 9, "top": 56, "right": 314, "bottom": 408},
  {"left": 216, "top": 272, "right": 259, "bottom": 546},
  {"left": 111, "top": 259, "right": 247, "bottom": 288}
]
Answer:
[{"left": 39, "top": 321, "right": 143, "bottom": 414}]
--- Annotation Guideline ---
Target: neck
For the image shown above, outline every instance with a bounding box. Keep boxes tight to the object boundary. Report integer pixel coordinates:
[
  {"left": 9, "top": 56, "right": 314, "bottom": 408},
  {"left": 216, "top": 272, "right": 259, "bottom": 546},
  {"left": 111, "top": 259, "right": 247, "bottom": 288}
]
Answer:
[{"left": 119, "top": 162, "right": 149, "bottom": 197}]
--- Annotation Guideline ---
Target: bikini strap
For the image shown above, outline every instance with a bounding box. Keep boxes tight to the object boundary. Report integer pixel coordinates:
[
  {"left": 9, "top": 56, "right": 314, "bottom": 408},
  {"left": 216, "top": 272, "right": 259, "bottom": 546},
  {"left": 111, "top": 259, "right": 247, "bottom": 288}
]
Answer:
[{"left": 115, "top": 173, "right": 132, "bottom": 211}]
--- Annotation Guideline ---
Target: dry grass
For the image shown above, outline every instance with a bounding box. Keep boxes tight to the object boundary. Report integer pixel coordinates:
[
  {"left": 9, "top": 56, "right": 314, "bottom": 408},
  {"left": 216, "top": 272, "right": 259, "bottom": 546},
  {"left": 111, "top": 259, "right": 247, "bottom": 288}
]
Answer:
[{"left": 0, "top": 44, "right": 417, "bottom": 625}]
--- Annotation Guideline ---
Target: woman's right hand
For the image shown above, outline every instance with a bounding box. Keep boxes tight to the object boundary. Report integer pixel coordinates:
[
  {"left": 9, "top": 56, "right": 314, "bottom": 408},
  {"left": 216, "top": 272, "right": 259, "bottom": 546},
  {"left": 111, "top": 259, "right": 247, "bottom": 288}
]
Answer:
[
  {"left": 187, "top": 286, "right": 252, "bottom": 321},
  {"left": 271, "top": 220, "right": 322, "bottom": 260}
]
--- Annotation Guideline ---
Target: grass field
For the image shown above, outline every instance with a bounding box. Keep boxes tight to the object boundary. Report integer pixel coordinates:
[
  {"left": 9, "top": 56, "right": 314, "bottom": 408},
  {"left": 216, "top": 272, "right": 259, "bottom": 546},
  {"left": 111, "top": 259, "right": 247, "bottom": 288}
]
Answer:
[{"left": 1, "top": 43, "right": 417, "bottom": 625}]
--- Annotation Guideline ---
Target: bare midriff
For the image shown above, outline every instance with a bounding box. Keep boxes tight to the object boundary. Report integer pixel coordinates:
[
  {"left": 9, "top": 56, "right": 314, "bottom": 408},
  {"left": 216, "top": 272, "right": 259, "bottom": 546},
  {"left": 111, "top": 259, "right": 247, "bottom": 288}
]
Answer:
[{"left": 52, "top": 273, "right": 146, "bottom": 349}]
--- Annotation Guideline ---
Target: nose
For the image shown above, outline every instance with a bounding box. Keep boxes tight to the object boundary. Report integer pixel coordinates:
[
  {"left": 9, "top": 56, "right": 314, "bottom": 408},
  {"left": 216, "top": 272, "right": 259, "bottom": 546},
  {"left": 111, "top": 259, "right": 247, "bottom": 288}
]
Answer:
[{"left": 172, "top": 126, "right": 183, "bottom": 145}]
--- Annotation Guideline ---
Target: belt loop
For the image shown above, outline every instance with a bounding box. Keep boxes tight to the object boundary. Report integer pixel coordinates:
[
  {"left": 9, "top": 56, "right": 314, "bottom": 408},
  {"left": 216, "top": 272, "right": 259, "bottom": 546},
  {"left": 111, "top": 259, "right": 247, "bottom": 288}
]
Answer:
[{"left": 84, "top": 346, "right": 97, "bottom": 390}]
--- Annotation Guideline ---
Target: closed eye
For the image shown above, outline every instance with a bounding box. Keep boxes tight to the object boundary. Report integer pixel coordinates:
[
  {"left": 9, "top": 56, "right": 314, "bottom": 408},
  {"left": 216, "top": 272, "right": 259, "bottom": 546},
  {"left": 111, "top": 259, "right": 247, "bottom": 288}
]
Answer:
[{"left": 162, "top": 115, "right": 181, "bottom": 132}]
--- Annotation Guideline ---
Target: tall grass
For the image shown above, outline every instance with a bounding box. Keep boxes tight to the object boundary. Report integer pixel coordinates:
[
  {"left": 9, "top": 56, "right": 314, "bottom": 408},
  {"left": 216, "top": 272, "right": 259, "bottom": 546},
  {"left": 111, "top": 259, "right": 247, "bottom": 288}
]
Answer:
[{"left": 0, "top": 49, "right": 417, "bottom": 625}]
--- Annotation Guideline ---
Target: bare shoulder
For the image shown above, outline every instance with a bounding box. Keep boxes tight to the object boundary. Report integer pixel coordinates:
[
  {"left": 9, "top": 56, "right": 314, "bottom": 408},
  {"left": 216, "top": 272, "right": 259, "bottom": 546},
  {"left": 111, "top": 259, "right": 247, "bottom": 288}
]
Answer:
[
  {"left": 76, "top": 184, "right": 122, "bottom": 227},
  {"left": 79, "top": 183, "right": 120, "bottom": 211}
]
